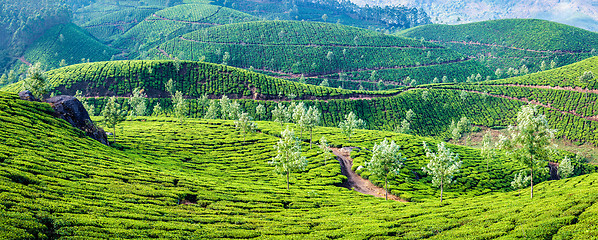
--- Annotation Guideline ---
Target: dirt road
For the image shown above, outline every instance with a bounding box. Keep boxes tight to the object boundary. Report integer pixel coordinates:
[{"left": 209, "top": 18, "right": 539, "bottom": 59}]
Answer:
[{"left": 332, "top": 148, "right": 406, "bottom": 202}]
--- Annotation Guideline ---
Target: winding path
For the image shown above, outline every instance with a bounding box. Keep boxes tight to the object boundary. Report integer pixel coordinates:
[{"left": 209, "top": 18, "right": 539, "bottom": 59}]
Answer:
[{"left": 332, "top": 148, "right": 406, "bottom": 202}]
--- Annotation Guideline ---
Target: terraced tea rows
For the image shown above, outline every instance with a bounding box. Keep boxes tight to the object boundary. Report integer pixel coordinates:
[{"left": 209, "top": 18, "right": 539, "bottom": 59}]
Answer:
[
  {"left": 399, "top": 19, "right": 598, "bottom": 76},
  {"left": 1, "top": 91, "right": 598, "bottom": 239},
  {"left": 148, "top": 20, "right": 492, "bottom": 86}
]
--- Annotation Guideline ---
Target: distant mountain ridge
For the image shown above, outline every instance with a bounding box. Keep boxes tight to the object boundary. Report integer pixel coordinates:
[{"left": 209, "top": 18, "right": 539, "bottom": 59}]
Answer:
[{"left": 351, "top": 0, "right": 598, "bottom": 32}]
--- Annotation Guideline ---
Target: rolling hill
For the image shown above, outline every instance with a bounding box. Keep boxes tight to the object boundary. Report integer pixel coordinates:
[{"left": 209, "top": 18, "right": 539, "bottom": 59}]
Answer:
[
  {"left": 19, "top": 24, "right": 120, "bottom": 71},
  {"left": 5, "top": 57, "right": 598, "bottom": 147},
  {"left": 399, "top": 19, "right": 598, "bottom": 76},
  {"left": 112, "top": 4, "right": 260, "bottom": 58},
  {"left": 0, "top": 90, "right": 597, "bottom": 238},
  {"left": 148, "top": 20, "right": 493, "bottom": 89}
]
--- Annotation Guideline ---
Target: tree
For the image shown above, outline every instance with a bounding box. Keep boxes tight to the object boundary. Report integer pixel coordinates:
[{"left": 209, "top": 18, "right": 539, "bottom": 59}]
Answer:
[
  {"left": 165, "top": 79, "right": 175, "bottom": 96},
  {"left": 558, "top": 157, "right": 574, "bottom": 179},
  {"left": 152, "top": 102, "right": 163, "bottom": 116},
  {"left": 365, "top": 138, "right": 405, "bottom": 200},
  {"left": 339, "top": 112, "right": 365, "bottom": 141},
  {"left": 255, "top": 104, "right": 266, "bottom": 120},
  {"left": 269, "top": 127, "right": 308, "bottom": 190},
  {"left": 292, "top": 102, "right": 306, "bottom": 137},
  {"left": 318, "top": 136, "right": 333, "bottom": 165},
  {"left": 235, "top": 112, "right": 256, "bottom": 142},
  {"left": 422, "top": 141, "right": 461, "bottom": 202},
  {"left": 222, "top": 52, "right": 230, "bottom": 65},
  {"left": 197, "top": 93, "right": 209, "bottom": 117},
  {"left": 326, "top": 51, "right": 334, "bottom": 61},
  {"left": 421, "top": 90, "right": 429, "bottom": 101},
  {"left": 272, "top": 102, "right": 288, "bottom": 127},
  {"left": 219, "top": 95, "right": 231, "bottom": 120},
  {"left": 303, "top": 106, "right": 321, "bottom": 148},
  {"left": 321, "top": 14, "right": 328, "bottom": 22},
  {"left": 298, "top": 74, "right": 306, "bottom": 84},
  {"left": 480, "top": 131, "right": 495, "bottom": 171},
  {"left": 495, "top": 68, "right": 503, "bottom": 78},
  {"left": 442, "top": 76, "right": 448, "bottom": 83},
  {"left": 579, "top": 71, "right": 595, "bottom": 83},
  {"left": 101, "top": 96, "right": 126, "bottom": 143},
  {"left": 320, "top": 79, "right": 329, "bottom": 87},
  {"left": 395, "top": 119, "right": 410, "bottom": 134},
  {"left": 59, "top": 59, "right": 67, "bottom": 68},
  {"left": 128, "top": 88, "right": 147, "bottom": 118},
  {"left": 228, "top": 101, "right": 241, "bottom": 120},
  {"left": 511, "top": 170, "right": 531, "bottom": 194},
  {"left": 172, "top": 91, "right": 187, "bottom": 123},
  {"left": 498, "top": 105, "right": 556, "bottom": 199},
  {"left": 550, "top": 60, "right": 557, "bottom": 69},
  {"left": 22, "top": 62, "right": 48, "bottom": 99},
  {"left": 204, "top": 100, "right": 219, "bottom": 119},
  {"left": 540, "top": 61, "right": 547, "bottom": 71}
]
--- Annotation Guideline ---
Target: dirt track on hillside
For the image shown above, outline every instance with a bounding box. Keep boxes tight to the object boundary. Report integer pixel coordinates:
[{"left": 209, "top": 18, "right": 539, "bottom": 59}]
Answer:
[{"left": 332, "top": 148, "right": 406, "bottom": 202}]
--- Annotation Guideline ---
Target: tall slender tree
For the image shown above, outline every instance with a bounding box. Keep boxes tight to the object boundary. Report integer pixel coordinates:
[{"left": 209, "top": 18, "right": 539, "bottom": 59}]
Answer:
[
  {"left": 269, "top": 128, "right": 308, "bottom": 190},
  {"left": 498, "top": 105, "right": 556, "bottom": 199},
  {"left": 101, "top": 96, "right": 126, "bottom": 143},
  {"left": 365, "top": 138, "right": 405, "bottom": 200},
  {"left": 422, "top": 141, "right": 461, "bottom": 202}
]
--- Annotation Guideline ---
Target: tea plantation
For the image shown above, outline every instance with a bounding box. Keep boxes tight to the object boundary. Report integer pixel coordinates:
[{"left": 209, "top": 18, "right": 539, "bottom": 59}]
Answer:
[
  {"left": 399, "top": 19, "right": 598, "bottom": 75},
  {"left": 1, "top": 91, "right": 598, "bottom": 239},
  {"left": 148, "top": 20, "right": 493, "bottom": 87}
]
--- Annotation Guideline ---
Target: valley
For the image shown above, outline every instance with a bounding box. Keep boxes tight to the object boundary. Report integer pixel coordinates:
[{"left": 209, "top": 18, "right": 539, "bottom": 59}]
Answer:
[{"left": 1, "top": 0, "right": 598, "bottom": 239}]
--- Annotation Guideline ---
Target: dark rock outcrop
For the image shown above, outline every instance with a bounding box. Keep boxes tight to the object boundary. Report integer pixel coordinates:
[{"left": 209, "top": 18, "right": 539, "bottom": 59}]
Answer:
[
  {"left": 18, "top": 90, "right": 37, "bottom": 101},
  {"left": 44, "top": 95, "right": 109, "bottom": 146}
]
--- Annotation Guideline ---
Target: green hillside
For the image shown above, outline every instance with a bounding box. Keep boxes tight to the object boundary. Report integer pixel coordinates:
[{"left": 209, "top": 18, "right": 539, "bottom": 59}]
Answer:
[
  {"left": 1, "top": 91, "right": 598, "bottom": 239},
  {"left": 113, "top": 4, "right": 260, "bottom": 57},
  {"left": 81, "top": 6, "right": 164, "bottom": 43},
  {"left": 20, "top": 24, "right": 120, "bottom": 70},
  {"left": 1, "top": 60, "right": 395, "bottom": 99},
  {"left": 5, "top": 58, "right": 597, "bottom": 146},
  {"left": 399, "top": 19, "right": 598, "bottom": 75},
  {"left": 148, "top": 20, "right": 493, "bottom": 89}
]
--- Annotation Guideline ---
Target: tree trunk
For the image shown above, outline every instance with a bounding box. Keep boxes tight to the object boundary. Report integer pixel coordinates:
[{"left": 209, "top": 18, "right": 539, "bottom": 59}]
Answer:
[
  {"left": 530, "top": 167, "right": 534, "bottom": 199},
  {"left": 113, "top": 126, "right": 116, "bottom": 143},
  {"left": 309, "top": 129, "right": 313, "bottom": 149},
  {"left": 286, "top": 171, "right": 290, "bottom": 190},
  {"left": 440, "top": 180, "right": 444, "bottom": 203},
  {"left": 385, "top": 176, "right": 388, "bottom": 200}
]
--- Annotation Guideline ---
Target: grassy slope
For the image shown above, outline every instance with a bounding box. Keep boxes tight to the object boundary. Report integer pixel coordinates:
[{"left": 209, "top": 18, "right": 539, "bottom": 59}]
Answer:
[
  {"left": 431, "top": 57, "right": 598, "bottom": 144},
  {"left": 149, "top": 20, "right": 492, "bottom": 87},
  {"left": 399, "top": 19, "right": 598, "bottom": 74},
  {"left": 21, "top": 23, "right": 119, "bottom": 70},
  {"left": 81, "top": 6, "right": 164, "bottom": 43},
  {"left": 1, "top": 91, "right": 598, "bottom": 239},
  {"left": 0, "top": 60, "right": 396, "bottom": 99},
  {"left": 113, "top": 4, "right": 260, "bottom": 57}
]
